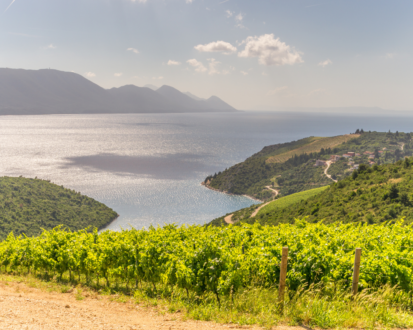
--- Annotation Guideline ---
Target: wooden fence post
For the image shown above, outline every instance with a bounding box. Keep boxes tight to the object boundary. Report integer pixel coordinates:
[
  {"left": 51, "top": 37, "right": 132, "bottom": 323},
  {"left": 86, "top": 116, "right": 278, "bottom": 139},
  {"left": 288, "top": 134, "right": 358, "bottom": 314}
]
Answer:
[
  {"left": 352, "top": 248, "right": 362, "bottom": 296},
  {"left": 278, "top": 247, "right": 289, "bottom": 306}
]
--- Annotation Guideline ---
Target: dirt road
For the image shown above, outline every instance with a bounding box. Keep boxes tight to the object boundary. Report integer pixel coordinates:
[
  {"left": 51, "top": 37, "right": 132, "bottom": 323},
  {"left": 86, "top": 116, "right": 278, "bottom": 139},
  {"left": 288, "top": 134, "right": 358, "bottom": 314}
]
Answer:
[
  {"left": 324, "top": 161, "right": 337, "bottom": 183},
  {"left": 0, "top": 279, "right": 277, "bottom": 330}
]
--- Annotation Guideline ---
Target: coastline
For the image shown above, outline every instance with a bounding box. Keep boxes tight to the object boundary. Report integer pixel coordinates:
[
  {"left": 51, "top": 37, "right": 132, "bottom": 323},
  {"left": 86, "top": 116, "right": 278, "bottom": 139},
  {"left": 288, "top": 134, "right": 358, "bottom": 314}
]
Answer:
[
  {"left": 201, "top": 182, "right": 263, "bottom": 203},
  {"left": 98, "top": 214, "right": 120, "bottom": 232}
]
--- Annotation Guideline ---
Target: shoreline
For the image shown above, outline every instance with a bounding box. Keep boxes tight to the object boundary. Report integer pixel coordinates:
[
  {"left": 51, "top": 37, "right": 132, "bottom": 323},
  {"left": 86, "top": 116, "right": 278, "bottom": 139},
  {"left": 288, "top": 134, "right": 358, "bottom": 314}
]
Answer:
[
  {"left": 201, "top": 182, "right": 263, "bottom": 203},
  {"left": 98, "top": 214, "right": 120, "bottom": 232}
]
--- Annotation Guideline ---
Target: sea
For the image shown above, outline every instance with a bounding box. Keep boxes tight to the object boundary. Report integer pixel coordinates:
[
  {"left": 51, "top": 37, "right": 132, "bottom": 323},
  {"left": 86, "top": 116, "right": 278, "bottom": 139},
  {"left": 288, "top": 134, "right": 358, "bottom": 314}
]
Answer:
[{"left": 1, "top": 111, "right": 413, "bottom": 231}]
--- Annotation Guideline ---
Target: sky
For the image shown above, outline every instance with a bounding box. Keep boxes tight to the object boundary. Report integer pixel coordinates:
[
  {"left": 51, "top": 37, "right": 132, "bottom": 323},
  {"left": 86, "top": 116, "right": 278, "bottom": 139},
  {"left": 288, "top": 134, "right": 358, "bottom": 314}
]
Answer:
[{"left": 1, "top": 0, "right": 412, "bottom": 111}]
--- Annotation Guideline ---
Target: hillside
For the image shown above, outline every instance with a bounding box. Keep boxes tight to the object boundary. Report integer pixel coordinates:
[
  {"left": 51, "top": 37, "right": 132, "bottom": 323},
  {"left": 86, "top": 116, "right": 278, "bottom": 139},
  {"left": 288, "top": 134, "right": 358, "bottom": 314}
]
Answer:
[
  {"left": 205, "top": 131, "right": 412, "bottom": 201},
  {"left": 0, "top": 68, "right": 237, "bottom": 115},
  {"left": 0, "top": 176, "right": 118, "bottom": 240},
  {"left": 209, "top": 157, "right": 413, "bottom": 227}
]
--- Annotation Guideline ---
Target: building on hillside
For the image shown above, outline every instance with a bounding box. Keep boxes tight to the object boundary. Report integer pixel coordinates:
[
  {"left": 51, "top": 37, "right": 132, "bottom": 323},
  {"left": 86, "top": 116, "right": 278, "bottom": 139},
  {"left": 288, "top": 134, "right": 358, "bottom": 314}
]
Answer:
[
  {"left": 347, "top": 152, "right": 355, "bottom": 157},
  {"left": 363, "top": 151, "right": 373, "bottom": 155},
  {"left": 379, "top": 150, "right": 384, "bottom": 154},
  {"left": 330, "top": 155, "right": 341, "bottom": 162},
  {"left": 368, "top": 155, "right": 375, "bottom": 159},
  {"left": 369, "top": 161, "right": 376, "bottom": 165},
  {"left": 343, "top": 154, "right": 352, "bottom": 158},
  {"left": 348, "top": 161, "right": 355, "bottom": 166},
  {"left": 383, "top": 147, "right": 387, "bottom": 150},
  {"left": 314, "top": 160, "right": 327, "bottom": 166},
  {"left": 353, "top": 164, "right": 360, "bottom": 170}
]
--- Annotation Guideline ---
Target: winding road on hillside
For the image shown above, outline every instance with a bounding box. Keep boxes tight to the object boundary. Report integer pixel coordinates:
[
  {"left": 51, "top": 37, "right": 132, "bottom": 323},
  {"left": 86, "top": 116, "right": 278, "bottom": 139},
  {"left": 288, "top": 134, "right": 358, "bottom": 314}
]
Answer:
[
  {"left": 324, "top": 161, "right": 337, "bottom": 182},
  {"left": 224, "top": 186, "right": 279, "bottom": 224}
]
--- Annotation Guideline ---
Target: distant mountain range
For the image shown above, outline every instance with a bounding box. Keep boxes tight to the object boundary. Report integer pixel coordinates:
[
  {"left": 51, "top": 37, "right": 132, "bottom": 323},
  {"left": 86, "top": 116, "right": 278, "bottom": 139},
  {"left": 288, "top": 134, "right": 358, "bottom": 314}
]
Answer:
[{"left": 0, "top": 68, "right": 237, "bottom": 115}]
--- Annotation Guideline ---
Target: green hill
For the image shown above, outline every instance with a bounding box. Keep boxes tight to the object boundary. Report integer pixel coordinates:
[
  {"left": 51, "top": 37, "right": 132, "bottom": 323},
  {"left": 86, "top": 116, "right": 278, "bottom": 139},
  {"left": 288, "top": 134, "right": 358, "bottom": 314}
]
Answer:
[
  {"left": 0, "top": 176, "right": 118, "bottom": 240},
  {"left": 207, "top": 185, "right": 328, "bottom": 227},
  {"left": 219, "top": 158, "right": 413, "bottom": 226},
  {"left": 204, "top": 130, "right": 412, "bottom": 201}
]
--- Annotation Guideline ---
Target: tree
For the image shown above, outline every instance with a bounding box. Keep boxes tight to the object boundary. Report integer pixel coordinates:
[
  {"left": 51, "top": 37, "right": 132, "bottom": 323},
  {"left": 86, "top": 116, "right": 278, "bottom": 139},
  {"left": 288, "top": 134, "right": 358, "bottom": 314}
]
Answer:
[
  {"left": 400, "top": 193, "right": 409, "bottom": 206},
  {"left": 404, "top": 158, "right": 410, "bottom": 168},
  {"left": 358, "top": 164, "right": 367, "bottom": 172},
  {"left": 355, "top": 129, "right": 360, "bottom": 134},
  {"left": 352, "top": 170, "right": 358, "bottom": 180},
  {"left": 389, "top": 184, "right": 399, "bottom": 200}
]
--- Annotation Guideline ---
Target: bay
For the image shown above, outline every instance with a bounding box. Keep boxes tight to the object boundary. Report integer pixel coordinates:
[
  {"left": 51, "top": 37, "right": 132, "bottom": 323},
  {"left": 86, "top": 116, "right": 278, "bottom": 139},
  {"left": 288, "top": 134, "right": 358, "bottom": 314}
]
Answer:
[{"left": 0, "top": 111, "right": 412, "bottom": 230}]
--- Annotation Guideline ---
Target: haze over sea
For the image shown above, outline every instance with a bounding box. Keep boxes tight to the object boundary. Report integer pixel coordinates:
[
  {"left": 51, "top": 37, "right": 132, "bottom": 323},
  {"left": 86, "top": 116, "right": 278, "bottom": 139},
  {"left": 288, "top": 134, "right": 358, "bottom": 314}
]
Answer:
[{"left": 1, "top": 111, "right": 413, "bottom": 230}]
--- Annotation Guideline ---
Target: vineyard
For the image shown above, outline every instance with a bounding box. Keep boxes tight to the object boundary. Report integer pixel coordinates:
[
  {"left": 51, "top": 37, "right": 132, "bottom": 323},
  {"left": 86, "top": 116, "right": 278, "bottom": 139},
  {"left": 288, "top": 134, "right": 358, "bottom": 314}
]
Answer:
[{"left": 1, "top": 220, "right": 413, "bottom": 299}]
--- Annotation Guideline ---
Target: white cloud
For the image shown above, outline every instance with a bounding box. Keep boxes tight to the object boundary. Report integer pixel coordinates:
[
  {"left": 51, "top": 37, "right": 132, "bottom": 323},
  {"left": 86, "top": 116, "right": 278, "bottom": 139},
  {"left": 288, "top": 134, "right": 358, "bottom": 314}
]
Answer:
[
  {"left": 130, "top": 0, "right": 148, "bottom": 3},
  {"left": 235, "top": 13, "right": 245, "bottom": 28},
  {"left": 240, "top": 71, "right": 248, "bottom": 76},
  {"left": 226, "top": 10, "right": 233, "bottom": 18},
  {"left": 152, "top": 76, "right": 164, "bottom": 80},
  {"left": 238, "top": 34, "right": 303, "bottom": 66},
  {"left": 167, "top": 60, "right": 181, "bottom": 66},
  {"left": 385, "top": 53, "right": 396, "bottom": 59},
  {"left": 208, "top": 58, "right": 220, "bottom": 75},
  {"left": 186, "top": 0, "right": 193, "bottom": 3},
  {"left": 318, "top": 59, "right": 332, "bottom": 67},
  {"left": 267, "top": 86, "right": 288, "bottom": 95},
  {"left": 46, "top": 44, "right": 56, "bottom": 49},
  {"left": 127, "top": 48, "right": 140, "bottom": 54},
  {"left": 114, "top": 73, "right": 123, "bottom": 77},
  {"left": 194, "top": 41, "right": 237, "bottom": 54},
  {"left": 187, "top": 59, "right": 207, "bottom": 72},
  {"left": 85, "top": 72, "right": 96, "bottom": 78}
]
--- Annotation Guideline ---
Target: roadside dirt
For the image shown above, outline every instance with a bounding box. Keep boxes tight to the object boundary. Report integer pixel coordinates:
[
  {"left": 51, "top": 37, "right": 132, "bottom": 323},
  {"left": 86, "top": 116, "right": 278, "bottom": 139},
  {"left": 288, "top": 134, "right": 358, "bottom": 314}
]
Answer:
[
  {"left": 0, "top": 279, "right": 310, "bottom": 330},
  {"left": 224, "top": 214, "right": 234, "bottom": 224},
  {"left": 324, "top": 161, "right": 337, "bottom": 183}
]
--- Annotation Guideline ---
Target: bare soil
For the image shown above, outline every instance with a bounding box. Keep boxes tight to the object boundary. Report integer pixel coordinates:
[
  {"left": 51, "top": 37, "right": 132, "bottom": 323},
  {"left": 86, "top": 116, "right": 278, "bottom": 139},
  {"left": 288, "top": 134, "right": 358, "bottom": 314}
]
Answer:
[{"left": 0, "top": 278, "right": 309, "bottom": 330}]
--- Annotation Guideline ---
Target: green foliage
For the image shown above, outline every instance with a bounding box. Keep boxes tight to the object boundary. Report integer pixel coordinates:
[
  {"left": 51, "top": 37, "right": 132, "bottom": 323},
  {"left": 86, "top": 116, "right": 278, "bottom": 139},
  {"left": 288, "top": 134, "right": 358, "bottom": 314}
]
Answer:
[
  {"left": 2, "top": 221, "right": 413, "bottom": 299},
  {"left": 238, "top": 159, "right": 413, "bottom": 226},
  {"left": 206, "top": 131, "right": 412, "bottom": 201},
  {"left": 257, "top": 186, "right": 328, "bottom": 216},
  {"left": 0, "top": 176, "right": 118, "bottom": 240}
]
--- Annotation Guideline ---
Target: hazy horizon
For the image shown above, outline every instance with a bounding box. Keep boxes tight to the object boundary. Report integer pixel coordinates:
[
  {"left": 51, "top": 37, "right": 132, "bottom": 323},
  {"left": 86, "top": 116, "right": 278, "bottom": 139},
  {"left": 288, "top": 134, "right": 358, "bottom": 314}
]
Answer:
[{"left": 1, "top": 0, "right": 412, "bottom": 111}]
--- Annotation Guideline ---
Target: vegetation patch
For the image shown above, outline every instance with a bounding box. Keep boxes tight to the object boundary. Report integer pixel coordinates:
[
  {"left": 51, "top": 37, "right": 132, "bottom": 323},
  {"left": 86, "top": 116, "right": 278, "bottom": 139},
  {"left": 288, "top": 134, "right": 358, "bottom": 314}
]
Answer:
[
  {"left": 205, "top": 131, "right": 412, "bottom": 201},
  {"left": 2, "top": 221, "right": 413, "bottom": 328},
  {"left": 257, "top": 186, "right": 329, "bottom": 216},
  {"left": 238, "top": 157, "right": 413, "bottom": 226},
  {"left": 0, "top": 176, "right": 118, "bottom": 240}
]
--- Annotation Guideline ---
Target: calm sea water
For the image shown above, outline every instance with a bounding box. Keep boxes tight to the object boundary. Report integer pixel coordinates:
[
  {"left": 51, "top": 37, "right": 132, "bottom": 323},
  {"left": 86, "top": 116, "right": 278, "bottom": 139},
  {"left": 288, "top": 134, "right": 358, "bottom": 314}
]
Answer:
[{"left": 0, "top": 111, "right": 413, "bottom": 230}]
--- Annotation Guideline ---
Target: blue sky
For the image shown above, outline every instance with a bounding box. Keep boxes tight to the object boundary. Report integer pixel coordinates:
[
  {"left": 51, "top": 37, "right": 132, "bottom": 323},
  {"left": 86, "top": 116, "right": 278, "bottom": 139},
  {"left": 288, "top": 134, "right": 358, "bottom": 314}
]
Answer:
[{"left": 1, "top": 0, "right": 412, "bottom": 110}]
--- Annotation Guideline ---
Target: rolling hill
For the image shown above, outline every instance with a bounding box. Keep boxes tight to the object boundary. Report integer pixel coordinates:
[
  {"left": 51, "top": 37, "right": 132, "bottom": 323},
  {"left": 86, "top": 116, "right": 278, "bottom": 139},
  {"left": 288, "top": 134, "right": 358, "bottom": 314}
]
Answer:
[
  {"left": 235, "top": 157, "right": 413, "bottom": 226},
  {"left": 0, "top": 68, "right": 237, "bottom": 115},
  {"left": 204, "top": 131, "right": 412, "bottom": 201},
  {"left": 0, "top": 176, "right": 118, "bottom": 240}
]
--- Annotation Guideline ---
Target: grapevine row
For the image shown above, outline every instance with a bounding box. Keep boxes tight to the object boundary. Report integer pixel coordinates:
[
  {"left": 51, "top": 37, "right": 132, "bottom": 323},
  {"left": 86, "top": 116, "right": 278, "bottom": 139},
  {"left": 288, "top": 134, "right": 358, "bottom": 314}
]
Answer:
[{"left": 0, "top": 220, "right": 412, "bottom": 299}]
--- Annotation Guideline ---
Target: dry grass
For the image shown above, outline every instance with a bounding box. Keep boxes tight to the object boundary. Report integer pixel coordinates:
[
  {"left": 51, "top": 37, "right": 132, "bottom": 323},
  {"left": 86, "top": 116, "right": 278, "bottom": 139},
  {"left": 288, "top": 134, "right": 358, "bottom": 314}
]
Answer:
[{"left": 266, "top": 134, "right": 360, "bottom": 164}]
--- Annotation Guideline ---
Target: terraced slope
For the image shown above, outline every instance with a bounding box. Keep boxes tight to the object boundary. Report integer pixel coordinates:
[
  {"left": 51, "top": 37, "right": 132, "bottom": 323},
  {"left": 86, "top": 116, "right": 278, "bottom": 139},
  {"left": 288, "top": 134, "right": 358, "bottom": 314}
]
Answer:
[{"left": 0, "top": 176, "right": 118, "bottom": 240}]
